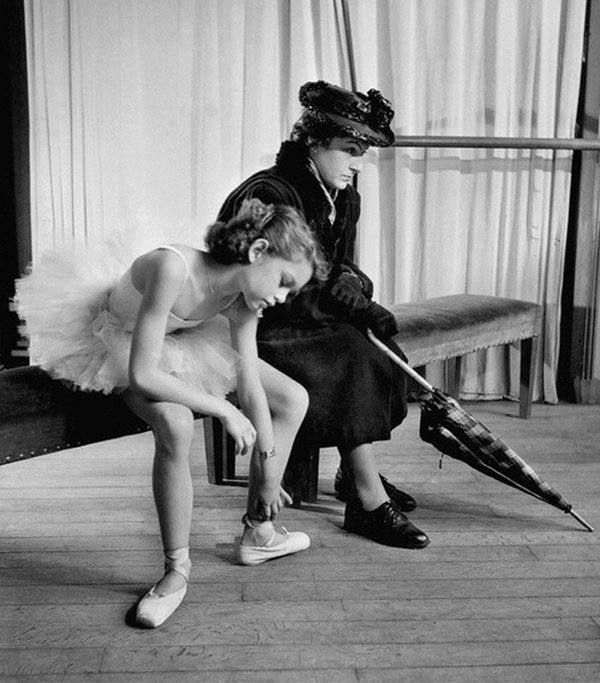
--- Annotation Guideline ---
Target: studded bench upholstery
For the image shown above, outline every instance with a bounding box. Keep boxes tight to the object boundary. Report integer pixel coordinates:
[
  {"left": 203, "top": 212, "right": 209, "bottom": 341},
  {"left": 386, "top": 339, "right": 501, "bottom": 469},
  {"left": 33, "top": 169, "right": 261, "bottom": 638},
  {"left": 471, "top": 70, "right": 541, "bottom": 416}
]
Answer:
[{"left": 0, "top": 365, "right": 151, "bottom": 466}]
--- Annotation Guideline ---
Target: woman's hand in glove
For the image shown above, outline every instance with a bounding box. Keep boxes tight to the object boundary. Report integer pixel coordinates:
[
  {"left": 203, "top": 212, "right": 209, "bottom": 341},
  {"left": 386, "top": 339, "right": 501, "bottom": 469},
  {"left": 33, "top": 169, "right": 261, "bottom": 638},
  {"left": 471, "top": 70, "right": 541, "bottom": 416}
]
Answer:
[
  {"left": 361, "top": 301, "right": 399, "bottom": 340},
  {"left": 328, "top": 272, "right": 367, "bottom": 311}
]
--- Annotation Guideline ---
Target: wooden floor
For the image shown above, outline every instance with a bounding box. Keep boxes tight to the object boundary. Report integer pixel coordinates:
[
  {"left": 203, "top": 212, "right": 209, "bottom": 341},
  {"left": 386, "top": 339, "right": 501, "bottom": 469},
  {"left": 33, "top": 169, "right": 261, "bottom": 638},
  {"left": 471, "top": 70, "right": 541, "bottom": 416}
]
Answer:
[{"left": 1, "top": 400, "right": 599, "bottom": 682}]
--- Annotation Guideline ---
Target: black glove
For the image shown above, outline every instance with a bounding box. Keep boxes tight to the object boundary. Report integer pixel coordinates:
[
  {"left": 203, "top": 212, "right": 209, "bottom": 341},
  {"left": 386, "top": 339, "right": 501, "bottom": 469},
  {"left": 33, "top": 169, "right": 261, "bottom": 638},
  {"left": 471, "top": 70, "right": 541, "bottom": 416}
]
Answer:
[
  {"left": 360, "top": 301, "right": 399, "bottom": 340},
  {"left": 327, "top": 272, "right": 368, "bottom": 312}
]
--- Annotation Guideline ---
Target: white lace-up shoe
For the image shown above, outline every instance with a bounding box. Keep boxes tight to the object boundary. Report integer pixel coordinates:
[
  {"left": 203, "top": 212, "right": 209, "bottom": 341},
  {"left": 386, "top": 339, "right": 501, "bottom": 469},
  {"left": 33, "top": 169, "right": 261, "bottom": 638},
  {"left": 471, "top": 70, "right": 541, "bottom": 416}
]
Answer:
[{"left": 238, "top": 520, "right": 310, "bottom": 566}]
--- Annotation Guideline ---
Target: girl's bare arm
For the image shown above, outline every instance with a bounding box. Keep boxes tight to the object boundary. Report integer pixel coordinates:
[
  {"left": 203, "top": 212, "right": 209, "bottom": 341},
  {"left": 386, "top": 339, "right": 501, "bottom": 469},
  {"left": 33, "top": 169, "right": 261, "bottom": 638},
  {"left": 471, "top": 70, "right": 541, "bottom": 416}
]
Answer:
[
  {"left": 128, "top": 250, "right": 255, "bottom": 454},
  {"left": 226, "top": 298, "right": 282, "bottom": 515}
]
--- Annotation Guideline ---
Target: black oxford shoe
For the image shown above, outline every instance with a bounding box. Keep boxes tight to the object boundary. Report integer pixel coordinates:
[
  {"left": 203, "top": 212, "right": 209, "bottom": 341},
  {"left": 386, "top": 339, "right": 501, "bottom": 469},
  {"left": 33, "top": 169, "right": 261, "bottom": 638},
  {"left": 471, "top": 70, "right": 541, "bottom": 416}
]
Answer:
[{"left": 343, "top": 499, "right": 430, "bottom": 549}]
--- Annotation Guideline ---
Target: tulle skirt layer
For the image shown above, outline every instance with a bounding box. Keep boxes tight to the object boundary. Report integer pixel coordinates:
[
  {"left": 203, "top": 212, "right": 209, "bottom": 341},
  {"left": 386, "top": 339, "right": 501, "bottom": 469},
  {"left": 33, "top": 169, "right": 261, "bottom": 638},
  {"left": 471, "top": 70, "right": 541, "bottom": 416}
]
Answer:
[{"left": 14, "top": 232, "right": 238, "bottom": 397}]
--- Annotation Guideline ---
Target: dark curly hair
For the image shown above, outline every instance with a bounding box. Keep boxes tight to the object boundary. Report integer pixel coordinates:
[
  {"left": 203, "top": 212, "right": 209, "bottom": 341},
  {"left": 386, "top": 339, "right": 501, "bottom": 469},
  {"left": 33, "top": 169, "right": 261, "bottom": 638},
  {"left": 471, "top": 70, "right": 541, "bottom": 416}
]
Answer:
[
  {"left": 290, "top": 110, "right": 339, "bottom": 147},
  {"left": 206, "top": 198, "right": 329, "bottom": 283}
]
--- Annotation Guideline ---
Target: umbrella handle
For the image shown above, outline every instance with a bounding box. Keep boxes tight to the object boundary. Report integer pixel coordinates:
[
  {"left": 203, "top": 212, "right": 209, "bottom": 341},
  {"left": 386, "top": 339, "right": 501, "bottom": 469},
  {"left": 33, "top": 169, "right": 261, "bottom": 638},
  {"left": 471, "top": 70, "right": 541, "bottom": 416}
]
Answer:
[{"left": 367, "top": 328, "right": 436, "bottom": 393}]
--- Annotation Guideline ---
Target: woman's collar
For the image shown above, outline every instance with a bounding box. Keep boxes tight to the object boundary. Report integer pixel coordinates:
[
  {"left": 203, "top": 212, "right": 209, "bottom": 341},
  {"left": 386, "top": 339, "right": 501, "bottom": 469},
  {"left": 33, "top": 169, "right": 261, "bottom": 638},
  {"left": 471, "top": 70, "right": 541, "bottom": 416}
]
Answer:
[{"left": 307, "top": 157, "right": 338, "bottom": 224}]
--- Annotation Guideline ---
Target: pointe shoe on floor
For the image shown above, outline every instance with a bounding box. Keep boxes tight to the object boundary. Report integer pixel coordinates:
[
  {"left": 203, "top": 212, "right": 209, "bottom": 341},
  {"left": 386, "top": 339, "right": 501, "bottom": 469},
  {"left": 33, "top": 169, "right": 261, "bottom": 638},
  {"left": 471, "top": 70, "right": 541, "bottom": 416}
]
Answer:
[
  {"left": 238, "top": 519, "right": 310, "bottom": 566},
  {"left": 136, "top": 547, "right": 191, "bottom": 629}
]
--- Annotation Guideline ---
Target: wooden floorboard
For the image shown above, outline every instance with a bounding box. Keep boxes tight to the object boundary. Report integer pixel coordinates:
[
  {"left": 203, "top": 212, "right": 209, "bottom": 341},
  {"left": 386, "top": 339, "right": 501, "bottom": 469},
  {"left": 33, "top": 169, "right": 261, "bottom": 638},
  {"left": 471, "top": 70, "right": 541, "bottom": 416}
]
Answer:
[{"left": 1, "top": 400, "right": 599, "bottom": 681}]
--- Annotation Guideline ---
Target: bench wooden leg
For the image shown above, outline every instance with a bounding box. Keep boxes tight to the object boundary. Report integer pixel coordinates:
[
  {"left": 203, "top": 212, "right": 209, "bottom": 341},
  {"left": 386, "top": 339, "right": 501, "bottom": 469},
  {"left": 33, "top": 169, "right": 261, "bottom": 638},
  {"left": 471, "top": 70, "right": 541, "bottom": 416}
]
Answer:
[
  {"left": 283, "top": 444, "right": 320, "bottom": 507},
  {"left": 203, "top": 416, "right": 236, "bottom": 484},
  {"left": 204, "top": 415, "right": 319, "bottom": 504},
  {"left": 519, "top": 336, "right": 537, "bottom": 419},
  {"left": 446, "top": 356, "right": 462, "bottom": 399}
]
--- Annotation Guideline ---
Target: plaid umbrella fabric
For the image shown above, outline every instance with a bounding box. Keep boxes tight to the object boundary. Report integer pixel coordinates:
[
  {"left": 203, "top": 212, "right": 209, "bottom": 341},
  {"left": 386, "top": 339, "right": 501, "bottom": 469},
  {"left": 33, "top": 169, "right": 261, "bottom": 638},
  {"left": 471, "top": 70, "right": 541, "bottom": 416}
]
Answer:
[{"left": 368, "top": 330, "right": 594, "bottom": 532}]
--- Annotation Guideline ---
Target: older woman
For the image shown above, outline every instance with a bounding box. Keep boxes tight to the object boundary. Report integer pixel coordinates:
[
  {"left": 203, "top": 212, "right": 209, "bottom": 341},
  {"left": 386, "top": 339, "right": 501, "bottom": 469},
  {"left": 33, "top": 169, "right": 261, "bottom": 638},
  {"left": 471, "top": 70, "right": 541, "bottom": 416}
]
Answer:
[{"left": 218, "top": 81, "right": 429, "bottom": 549}]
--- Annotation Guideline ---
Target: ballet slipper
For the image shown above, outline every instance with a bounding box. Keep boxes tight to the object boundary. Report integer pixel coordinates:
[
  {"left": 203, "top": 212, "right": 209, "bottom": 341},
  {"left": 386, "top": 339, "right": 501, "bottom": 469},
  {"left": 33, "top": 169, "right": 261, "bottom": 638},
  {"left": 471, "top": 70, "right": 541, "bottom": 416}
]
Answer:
[
  {"left": 135, "top": 547, "right": 191, "bottom": 628},
  {"left": 237, "top": 516, "right": 310, "bottom": 566}
]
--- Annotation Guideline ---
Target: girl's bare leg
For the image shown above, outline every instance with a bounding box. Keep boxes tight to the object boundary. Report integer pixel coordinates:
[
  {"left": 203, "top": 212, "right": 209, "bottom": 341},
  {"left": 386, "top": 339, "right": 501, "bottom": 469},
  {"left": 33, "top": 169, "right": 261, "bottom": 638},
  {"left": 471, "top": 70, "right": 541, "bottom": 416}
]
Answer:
[
  {"left": 122, "top": 390, "right": 195, "bottom": 594},
  {"left": 257, "top": 359, "right": 309, "bottom": 472},
  {"left": 243, "top": 361, "right": 309, "bottom": 513},
  {"left": 246, "top": 360, "right": 308, "bottom": 519},
  {"left": 239, "top": 361, "right": 309, "bottom": 553}
]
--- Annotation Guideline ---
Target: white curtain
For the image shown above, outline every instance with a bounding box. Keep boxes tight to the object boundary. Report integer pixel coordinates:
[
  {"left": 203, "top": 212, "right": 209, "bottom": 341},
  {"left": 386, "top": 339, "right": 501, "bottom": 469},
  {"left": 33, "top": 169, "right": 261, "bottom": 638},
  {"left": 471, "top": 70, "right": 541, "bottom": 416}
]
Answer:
[
  {"left": 25, "top": 0, "right": 353, "bottom": 254},
  {"left": 347, "top": 0, "right": 586, "bottom": 403},
  {"left": 24, "top": 0, "right": 587, "bottom": 403}
]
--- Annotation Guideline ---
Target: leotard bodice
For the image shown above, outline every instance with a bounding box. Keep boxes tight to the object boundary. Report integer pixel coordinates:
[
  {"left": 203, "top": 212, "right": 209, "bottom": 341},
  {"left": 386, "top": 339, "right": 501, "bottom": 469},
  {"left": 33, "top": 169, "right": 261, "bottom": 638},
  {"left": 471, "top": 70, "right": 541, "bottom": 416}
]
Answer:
[{"left": 108, "top": 245, "right": 205, "bottom": 333}]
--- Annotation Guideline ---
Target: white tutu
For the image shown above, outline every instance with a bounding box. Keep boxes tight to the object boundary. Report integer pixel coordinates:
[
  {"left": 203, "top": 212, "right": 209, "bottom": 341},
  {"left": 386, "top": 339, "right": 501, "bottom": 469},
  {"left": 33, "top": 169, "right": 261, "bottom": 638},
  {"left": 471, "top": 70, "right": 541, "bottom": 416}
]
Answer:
[{"left": 14, "top": 230, "right": 239, "bottom": 397}]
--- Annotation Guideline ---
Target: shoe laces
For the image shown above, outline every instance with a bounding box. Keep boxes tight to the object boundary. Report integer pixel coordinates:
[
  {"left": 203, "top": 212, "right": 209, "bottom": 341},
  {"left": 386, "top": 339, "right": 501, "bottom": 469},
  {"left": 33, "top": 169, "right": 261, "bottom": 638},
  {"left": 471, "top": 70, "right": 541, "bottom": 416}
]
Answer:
[
  {"left": 164, "top": 547, "right": 191, "bottom": 581},
  {"left": 379, "top": 501, "right": 407, "bottom": 528}
]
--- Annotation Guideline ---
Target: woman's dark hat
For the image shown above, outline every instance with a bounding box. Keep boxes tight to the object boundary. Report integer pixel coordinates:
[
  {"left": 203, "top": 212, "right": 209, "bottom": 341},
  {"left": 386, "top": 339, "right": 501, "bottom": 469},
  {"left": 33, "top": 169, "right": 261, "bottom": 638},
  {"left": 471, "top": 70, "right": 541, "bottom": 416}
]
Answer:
[{"left": 298, "top": 80, "right": 395, "bottom": 147}]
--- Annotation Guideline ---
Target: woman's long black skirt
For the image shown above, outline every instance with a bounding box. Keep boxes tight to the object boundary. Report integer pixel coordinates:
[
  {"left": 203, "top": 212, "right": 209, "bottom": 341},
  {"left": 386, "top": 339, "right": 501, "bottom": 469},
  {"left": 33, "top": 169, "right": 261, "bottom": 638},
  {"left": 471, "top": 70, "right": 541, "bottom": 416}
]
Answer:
[{"left": 257, "top": 321, "right": 408, "bottom": 452}]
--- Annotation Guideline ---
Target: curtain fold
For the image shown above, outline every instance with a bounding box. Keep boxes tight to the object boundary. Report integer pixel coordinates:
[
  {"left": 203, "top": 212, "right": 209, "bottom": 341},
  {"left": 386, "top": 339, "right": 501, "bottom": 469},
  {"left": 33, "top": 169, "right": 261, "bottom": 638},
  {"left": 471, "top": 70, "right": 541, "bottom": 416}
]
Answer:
[
  {"left": 345, "top": 0, "right": 586, "bottom": 403},
  {"left": 25, "top": 0, "right": 354, "bottom": 252},
  {"left": 24, "top": 0, "right": 587, "bottom": 403}
]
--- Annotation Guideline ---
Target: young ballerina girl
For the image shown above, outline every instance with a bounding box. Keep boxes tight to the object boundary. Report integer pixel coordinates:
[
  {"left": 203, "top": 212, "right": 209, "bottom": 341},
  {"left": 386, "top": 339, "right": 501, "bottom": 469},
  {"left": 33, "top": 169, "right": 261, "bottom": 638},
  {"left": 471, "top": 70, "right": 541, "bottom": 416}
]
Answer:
[{"left": 15, "top": 198, "right": 327, "bottom": 628}]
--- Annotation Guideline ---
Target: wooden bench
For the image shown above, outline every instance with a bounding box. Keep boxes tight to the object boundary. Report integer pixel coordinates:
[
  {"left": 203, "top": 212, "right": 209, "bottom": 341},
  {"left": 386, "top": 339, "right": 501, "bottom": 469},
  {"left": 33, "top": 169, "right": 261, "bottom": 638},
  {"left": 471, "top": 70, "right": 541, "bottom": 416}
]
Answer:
[
  {"left": 0, "top": 363, "right": 319, "bottom": 510},
  {"left": 0, "top": 364, "right": 314, "bottom": 512},
  {"left": 0, "top": 366, "right": 148, "bottom": 466},
  {"left": 390, "top": 294, "right": 542, "bottom": 419},
  {"left": 1, "top": 294, "right": 542, "bottom": 507},
  {"left": 206, "top": 294, "right": 543, "bottom": 504}
]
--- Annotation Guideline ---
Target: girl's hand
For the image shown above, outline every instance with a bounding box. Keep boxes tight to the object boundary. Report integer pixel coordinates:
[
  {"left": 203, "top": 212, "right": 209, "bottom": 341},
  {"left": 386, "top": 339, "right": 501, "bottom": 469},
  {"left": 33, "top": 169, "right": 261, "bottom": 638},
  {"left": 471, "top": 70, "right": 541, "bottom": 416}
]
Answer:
[
  {"left": 278, "top": 486, "right": 293, "bottom": 508},
  {"left": 253, "top": 484, "right": 293, "bottom": 521},
  {"left": 221, "top": 405, "right": 256, "bottom": 455},
  {"left": 256, "top": 481, "right": 285, "bottom": 520}
]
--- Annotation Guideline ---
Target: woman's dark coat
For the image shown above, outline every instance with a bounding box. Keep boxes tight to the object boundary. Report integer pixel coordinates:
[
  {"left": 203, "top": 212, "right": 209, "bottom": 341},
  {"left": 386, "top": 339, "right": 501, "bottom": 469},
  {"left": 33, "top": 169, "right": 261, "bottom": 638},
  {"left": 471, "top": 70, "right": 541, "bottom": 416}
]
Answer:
[{"left": 218, "top": 140, "right": 407, "bottom": 451}]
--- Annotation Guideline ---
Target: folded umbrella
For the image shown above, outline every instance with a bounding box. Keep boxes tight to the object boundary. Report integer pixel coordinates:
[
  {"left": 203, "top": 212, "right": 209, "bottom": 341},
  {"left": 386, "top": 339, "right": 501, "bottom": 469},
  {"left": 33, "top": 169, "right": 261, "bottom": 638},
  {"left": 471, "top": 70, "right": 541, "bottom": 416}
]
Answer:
[{"left": 368, "top": 329, "right": 594, "bottom": 532}]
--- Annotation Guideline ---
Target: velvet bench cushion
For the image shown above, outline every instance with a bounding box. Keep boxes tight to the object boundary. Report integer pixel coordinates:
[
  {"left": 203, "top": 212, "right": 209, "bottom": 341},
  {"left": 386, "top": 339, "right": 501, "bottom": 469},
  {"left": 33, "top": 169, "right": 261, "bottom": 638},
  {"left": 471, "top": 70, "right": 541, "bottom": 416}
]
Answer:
[
  {"left": 391, "top": 294, "right": 542, "bottom": 421},
  {"left": 391, "top": 294, "right": 542, "bottom": 367}
]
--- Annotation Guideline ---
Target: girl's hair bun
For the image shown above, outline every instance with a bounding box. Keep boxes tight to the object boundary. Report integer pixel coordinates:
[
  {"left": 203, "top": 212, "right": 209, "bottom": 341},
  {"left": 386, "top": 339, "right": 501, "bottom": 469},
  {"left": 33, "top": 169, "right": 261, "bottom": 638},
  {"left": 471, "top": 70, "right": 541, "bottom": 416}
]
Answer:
[
  {"left": 206, "top": 198, "right": 329, "bottom": 284},
  {"left": 236, "top": 198, "right": 275, "bottom": 228}
]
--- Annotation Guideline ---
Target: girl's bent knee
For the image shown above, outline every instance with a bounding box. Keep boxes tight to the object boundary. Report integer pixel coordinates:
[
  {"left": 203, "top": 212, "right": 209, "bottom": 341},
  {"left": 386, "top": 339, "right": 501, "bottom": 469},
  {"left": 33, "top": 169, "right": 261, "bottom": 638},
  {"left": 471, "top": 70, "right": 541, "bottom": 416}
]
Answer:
[
  {"left": 296, "top": 384, "right": 309, "bottom": 416},
  {"left": 152, "top": 404, "right": 195, "bottom": 451},
  {"left": 282, "top": 381, "right": 309, "bottom": 420}
]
